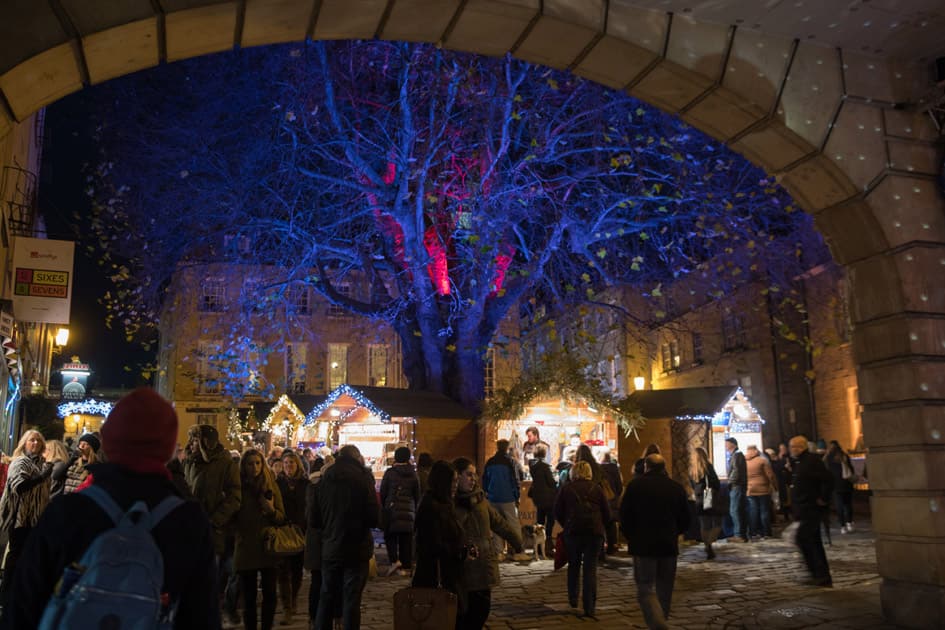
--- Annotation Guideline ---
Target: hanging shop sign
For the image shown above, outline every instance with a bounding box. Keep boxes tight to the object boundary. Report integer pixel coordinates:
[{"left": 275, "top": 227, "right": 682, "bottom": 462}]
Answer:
[{"left": 12, "top": 237, "right": 75, "bottom": 324}]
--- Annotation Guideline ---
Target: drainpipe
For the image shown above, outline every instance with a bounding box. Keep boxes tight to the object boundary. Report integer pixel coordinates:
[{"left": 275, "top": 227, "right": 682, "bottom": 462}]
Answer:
[{"left": 765, "top": 291, "right": 786, "bottom": 445}]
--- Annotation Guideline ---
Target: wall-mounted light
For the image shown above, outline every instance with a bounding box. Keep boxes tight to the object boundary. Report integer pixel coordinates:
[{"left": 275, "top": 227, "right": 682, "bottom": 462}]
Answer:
[
  {"left": 633, "top": 376, "right": 646, "bottom": 391},
  {"left": 55, "top": 327, "right": 70, "bottom": 347}
]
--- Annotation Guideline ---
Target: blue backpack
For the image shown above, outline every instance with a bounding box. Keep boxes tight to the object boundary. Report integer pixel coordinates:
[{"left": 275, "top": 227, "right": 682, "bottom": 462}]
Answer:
[{"left": 39, "top": 485, "right": 184, "bottom": 630}]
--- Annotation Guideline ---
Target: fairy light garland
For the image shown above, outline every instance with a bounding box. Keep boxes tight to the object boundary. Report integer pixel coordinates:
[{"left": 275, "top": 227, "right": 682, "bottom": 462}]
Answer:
[
  {"left": 305, "top": 384, "right": 390, "bottom": 425},
  {"left": 57, "top": 399, "right": 114, "bottom": 418}
]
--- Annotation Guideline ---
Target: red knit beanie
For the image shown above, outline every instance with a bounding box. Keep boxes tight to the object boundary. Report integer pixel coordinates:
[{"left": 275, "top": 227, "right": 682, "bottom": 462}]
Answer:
[{"left": 101, "top": 387, "right": 178, "bottom": 476}]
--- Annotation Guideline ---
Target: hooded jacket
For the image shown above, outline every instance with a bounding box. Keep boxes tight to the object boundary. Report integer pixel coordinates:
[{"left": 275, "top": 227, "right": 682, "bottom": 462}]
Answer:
[{"left": 184, "top": 431, "right": 241, "bottom": 555}]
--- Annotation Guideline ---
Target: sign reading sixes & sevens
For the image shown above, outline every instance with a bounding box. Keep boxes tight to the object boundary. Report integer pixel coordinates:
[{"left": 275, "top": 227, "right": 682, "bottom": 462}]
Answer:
[{"left": 12, "top": 237, "right": 75, "bottom": 324}]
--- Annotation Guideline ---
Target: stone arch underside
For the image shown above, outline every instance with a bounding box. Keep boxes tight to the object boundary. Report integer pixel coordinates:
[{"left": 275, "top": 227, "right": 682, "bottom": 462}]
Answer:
[{"left": 0, "top": 2, "right": 942, "bottom": 626}]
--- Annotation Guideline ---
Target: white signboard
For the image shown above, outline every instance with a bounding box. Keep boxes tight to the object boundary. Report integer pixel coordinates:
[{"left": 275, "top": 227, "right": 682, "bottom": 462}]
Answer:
[{"left": 12, "top": 237, "right": 75, "bottom": 324}]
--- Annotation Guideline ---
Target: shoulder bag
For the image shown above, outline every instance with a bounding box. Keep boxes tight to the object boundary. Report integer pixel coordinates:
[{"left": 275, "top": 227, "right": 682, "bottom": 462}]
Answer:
[
  {"left": 262, "top": 524, "right": 305, "bottom": 557},
  {"left": 393, "top": 587, "right": 457, "bottom": 629}
]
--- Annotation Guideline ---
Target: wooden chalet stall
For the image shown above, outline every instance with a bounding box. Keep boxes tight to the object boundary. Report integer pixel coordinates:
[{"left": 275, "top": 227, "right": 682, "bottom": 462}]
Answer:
[
  {"left": 249, "top": 393, "right": 327, "bottom": 453},
  {"left": 484, "top": 392, "right": 634, "bottom": 526},
  {"left": 300, "top": 384, "right": 475, "bottom": 481},
  {"left": 622, "top": 386, "right": 767, "bottom": 487}
]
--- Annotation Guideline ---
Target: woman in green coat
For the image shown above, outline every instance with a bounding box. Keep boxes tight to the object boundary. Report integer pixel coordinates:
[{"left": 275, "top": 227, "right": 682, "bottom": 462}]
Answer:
[
  {"left": 451, "top": 457, "right": 524, "bottom": 630},
  {"left": 234, "top": 448, "right": 285, "bottom": 630}
]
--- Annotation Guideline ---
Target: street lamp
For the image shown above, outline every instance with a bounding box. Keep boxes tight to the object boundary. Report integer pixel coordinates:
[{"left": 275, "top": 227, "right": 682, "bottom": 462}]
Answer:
[{"left": 633, "top": 376, "right": 646, "bottom": 391}]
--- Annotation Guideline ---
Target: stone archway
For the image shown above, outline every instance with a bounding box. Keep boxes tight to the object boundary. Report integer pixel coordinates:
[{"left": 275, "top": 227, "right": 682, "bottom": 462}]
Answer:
[{"left": 1, "top": 2, "right": 942, "bottom": 626}]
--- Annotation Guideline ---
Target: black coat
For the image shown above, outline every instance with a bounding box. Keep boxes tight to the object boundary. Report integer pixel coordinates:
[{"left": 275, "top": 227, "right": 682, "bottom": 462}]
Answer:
[
  {"left": 310, "top": 455, "right": 379, "bottom": 567},
  {"left": 727, "top": 450, "right": 748, "bottom": 488},
  {"left": 527, "top": 459, "right": 557, "bottom": 510},
  {"left": 379, "top": 463, "right": 419, "bottom": 534},
  {"left": 1, "top": 463, "right": 218, "bottom": 630},
  {"left": 790, "top": 450, "right": 833, "bottom": 520},
  {"left": 412, "top": 493, "right": 465, "bottom": 593},
  {"left": 619, "top": 470, "right": 691, "bottom": 557},
  {"left": 690, "top": 465, "right": 722, "bottom": 516},
  {"left": 277, "top": 474, "right": 309, "bottom": 530}
]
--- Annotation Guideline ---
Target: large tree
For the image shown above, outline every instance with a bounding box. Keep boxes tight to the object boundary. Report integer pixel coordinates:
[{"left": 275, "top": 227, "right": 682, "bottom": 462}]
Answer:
[{"left": 80, "top": 41, "right": 828, "bottom": 410}]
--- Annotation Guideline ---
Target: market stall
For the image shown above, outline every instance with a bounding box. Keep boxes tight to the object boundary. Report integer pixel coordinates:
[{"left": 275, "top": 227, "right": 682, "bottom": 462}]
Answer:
[
  {"left": 622, "top": 386, "right": 767, "bottom": 486},
  {"left": 302, "top": 384, "right": 475, "bottom": 481}
]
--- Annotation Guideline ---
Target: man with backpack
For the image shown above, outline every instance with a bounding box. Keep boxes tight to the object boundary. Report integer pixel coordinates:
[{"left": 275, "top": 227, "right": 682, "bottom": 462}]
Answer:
[
  {"left": 619, "top": 454, "right": 690, "bottom": 630},
  {"left": 0, "top": 387, "right": 219, "bottom": 629}
]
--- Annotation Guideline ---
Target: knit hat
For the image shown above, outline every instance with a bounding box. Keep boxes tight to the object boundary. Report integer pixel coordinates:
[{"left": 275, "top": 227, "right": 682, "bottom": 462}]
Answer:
[
  {"left": 101, "top": 387, "right": 178, "bottom": 476},
  {"left": 78, "top": 433, "right": 101, "bottom": 453}
]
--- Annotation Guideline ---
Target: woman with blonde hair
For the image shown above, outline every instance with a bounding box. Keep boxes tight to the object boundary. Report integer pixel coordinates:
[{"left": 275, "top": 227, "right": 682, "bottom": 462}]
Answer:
[
  {"left": 43, "top": 440, "right": 70, "bottom": 497},
  {"left": 0, "top": 430, "right": 53, "bottom": 596},
  {"left": 554, "top": 460, "right": 611, "bottom": 619},
  {"left": 689, "top": 447, "right": 721, "bottom": 560},
  {"left": 235, "top": 448, "right": 286, "bottom": 630},
  {"left": 276, "top": 449, "right": 309, "bottom": 624}
]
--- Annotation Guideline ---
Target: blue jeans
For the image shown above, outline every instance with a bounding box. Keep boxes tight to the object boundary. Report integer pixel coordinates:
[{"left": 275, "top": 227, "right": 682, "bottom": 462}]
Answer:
[
  {"left": 632, "top": 555, "right": 678, "bottom": 630},
  {"left": 729, "top": 486, "right": 747, "bottom": 539},
  {"left": 565, "top": 533, "right": 603, "bottom": 615},
  {"left": 747, "top": 495, "right": 771, "bottom": 537},
  {"left": 315, "top": 560, "right": 369, "bottom": 630}
]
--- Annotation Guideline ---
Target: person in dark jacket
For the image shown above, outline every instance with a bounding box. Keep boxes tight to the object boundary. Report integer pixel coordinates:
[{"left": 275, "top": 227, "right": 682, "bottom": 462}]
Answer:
[
  {"left": 304, "top": 455, "right": 335, "bottom": 627},
  {"left": 412, "top": 460, "right": 465, "bottom": 596},
  {"left": 0, "top": 387, "right": 219, "bottom": 629},
  {"left": 277, "top": 450, "right": 309, "bottom": 625},
  {"left": 789, "top": 435, "right": 834, "bottom": 586},
  {"left": 619, "top": 454, "right": 690, "bottom": 630},
  {"left": 480, "top": 440, "right": 521, "bottom": 559},
  {"left": 185, "top": 423, "right": 242, "bottom": 625},
  {"left": 725, "top": 437, "right": 749, "bottom": 542},
  {"left": 689, "top": 447, "right": 722, "bottom": 560},
  {"left": 527, "top": 445, "right": 557, "bottom": 552},
  {"left": 824, "top": 440, "right": 855, "bottom": 533},
  {"left": 379, "top": 446, "right": 420, "bottom": 577},
  {"left": 234, "top": 448, "right": 286, "bottom": 630},
  {"left": 554, "top": 460, "right": 611, "bottom": 619},
  {"left": 599, "top": 450, "right": 623, "bottom": 554},
  {"left": 311, "top": 445, "right": 379, "bottom": 630}
]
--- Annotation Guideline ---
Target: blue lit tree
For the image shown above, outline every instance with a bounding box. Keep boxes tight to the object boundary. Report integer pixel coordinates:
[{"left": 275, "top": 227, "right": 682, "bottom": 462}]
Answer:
[{"left": 82, "top": 41, "right": 829, "bottom": 410}]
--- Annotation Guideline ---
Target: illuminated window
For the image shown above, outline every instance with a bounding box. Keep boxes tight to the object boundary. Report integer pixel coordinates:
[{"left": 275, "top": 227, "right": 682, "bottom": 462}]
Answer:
[
  {"left": 285, "top": 343, "right": 307, "bottom": 393},
  {"left": 196, "top": 341, "right": 222, "bottom": 395},
  {"left": 328, "top": 344, "right": 348, "bottom": 389},
  {"left": 660, "top": 340, "right": 680, "bottom": 372},
  {"left": 199, "top": 278, "right": 226, "bottom": 313},
  {"left": 368, "top": 344, "right": 389, "bottom": 386},
  {"left": 327, "top": 284, "right": 351, "bottom": 318}
]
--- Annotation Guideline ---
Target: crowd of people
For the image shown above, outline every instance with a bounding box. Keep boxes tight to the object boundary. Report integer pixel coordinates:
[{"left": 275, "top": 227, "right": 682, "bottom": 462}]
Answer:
[{"left": 0, "top": 394, "right": 861, "bottom": 630}]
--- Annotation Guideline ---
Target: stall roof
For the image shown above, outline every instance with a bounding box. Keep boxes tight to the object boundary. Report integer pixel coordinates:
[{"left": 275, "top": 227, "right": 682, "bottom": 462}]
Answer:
[
  {"left": 628, "top": 386, "right": 739, "bottom": 419},
  {"left": 248, "top": 394, "right": 328, "bottom": 423},
  {"left": 307, "top": 384, "right": 475, "bottom": 423}
]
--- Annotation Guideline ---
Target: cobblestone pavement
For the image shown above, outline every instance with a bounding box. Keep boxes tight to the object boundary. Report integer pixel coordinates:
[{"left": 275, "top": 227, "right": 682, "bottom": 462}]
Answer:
[{"left": 268, "top": 522, "right": 892, "bottom": 629}]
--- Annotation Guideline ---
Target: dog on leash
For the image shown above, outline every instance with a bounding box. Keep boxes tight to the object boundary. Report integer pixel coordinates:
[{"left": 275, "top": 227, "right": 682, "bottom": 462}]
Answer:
[{"left": 521, "top": 524, "right": 547, "bottom": 560}]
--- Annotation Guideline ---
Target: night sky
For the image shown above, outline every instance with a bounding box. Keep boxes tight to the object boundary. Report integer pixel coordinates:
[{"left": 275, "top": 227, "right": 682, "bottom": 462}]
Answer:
[{"left": 39, "top": 91, "right": 155, "bottom": 390}]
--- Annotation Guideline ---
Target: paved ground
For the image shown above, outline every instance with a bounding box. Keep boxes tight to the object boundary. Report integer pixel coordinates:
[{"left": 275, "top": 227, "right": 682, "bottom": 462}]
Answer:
[{"left": 268, "top": 519, "right": 893, "bottom": 629}]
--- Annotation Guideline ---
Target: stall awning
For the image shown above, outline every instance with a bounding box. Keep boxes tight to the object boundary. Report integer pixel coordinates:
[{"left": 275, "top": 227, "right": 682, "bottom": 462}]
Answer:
[{"left": 628, "top": 386, "right": 739, "bottom": 420}]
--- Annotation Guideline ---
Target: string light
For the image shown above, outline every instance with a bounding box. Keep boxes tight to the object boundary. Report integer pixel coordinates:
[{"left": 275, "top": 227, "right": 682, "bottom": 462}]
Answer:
[
  {"left": 57, "top": 398, "right": 114, "bottom": 418},
  {"left": 305, "top": 384, "right": 390, "bottom": 425}
]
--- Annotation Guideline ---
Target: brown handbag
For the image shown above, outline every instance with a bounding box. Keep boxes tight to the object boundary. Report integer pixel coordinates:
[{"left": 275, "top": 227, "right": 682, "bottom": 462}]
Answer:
[{"left": 393, "top": 587, "right": 457, "bottom": 629}]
